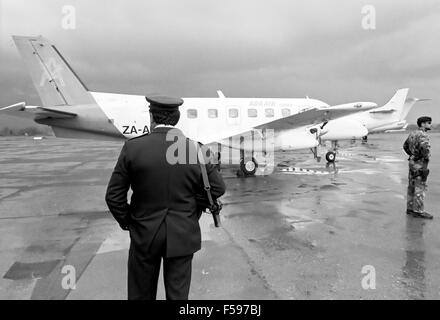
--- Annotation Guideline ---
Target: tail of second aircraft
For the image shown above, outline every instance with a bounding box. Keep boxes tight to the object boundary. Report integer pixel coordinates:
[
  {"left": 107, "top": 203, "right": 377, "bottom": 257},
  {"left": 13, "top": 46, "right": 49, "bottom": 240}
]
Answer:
[
  {"left": 12, "top": 35, "right": 95, "bottom": 108},
  {"left": 400, "top": 97, "right": 431, "bottom": 122},
  {"left": 372, "top": 89, "right": 429, "bottom": 123},
  {"left": 369, "top": 88, "right": 409, "bottom": 119},
  {"left": 368, "top": 88, "right": 431, "bottom": 133}
]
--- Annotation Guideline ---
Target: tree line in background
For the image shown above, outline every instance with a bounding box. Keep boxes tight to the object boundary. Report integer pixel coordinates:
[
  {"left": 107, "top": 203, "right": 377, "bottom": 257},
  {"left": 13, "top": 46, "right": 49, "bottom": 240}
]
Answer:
[
  {"left": 0, "top": 126, "right": 54, "bottom": 136},
  {"left": 406, "top": 124, "right": 440, "bottom": 131}
]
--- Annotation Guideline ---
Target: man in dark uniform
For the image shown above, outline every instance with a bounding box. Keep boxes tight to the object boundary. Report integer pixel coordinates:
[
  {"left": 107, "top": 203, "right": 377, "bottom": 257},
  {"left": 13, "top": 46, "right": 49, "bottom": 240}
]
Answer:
[
  {"left": 403, "top": 116, "right": 433, "bottom": 219},
  {"left": 105, "top": 95, "right": 226, "bottom": 300}
]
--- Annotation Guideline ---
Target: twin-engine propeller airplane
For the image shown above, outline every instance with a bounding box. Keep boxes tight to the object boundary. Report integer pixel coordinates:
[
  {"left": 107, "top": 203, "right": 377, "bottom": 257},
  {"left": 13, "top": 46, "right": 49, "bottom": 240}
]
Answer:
[{"left": 0, "top": 36, "right": 421, "bottom": 176}]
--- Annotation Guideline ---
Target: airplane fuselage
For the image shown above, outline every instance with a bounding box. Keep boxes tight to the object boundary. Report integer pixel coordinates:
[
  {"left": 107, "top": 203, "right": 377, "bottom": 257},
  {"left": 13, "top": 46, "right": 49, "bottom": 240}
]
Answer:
[
  {"left": 92, "top": 92, "right": 329, "bottom": 142},
  {"left": 90, "top": 92, "right": 381, "bottom": 152}
]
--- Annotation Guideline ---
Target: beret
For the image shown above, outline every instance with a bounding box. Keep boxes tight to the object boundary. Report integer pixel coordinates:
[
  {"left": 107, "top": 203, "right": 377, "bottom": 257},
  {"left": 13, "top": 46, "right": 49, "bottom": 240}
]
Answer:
[{"left": 417, "top": 116, "right": 432, "bottom": 126}]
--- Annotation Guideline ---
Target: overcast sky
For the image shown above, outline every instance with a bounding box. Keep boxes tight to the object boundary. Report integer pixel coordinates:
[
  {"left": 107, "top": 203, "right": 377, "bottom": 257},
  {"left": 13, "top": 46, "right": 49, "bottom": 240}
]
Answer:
[{"left": 0, "top": 0, "right": 439, "bottom": 123}]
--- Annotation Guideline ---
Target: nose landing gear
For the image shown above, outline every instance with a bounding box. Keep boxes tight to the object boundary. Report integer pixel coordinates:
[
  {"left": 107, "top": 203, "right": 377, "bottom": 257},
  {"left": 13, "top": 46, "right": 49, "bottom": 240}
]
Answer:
[{"left": 325, "top": 151, "right": 336, "bottom": 163}]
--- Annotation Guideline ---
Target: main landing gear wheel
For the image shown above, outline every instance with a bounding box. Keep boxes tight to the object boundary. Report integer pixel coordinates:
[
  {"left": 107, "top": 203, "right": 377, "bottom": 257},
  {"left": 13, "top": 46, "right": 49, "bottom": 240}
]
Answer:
[
  {"left": 325, "top": 151, "right": 336, "bottom": 163},
  {"left": 240, "top": 157, "right": 258, "bottom": 176}
]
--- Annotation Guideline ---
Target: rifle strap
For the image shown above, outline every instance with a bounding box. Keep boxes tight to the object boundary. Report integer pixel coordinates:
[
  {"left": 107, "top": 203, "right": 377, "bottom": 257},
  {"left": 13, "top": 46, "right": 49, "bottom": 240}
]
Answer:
[{"left": 196, "top": 143, "right": 215, "bottom": 208}]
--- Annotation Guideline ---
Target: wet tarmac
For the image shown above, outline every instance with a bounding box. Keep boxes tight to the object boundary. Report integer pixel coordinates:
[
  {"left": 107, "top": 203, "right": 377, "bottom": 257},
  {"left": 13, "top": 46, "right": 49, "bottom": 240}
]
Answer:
[{"left": 0, "top": 133, "right": 439, "bottom": 299}]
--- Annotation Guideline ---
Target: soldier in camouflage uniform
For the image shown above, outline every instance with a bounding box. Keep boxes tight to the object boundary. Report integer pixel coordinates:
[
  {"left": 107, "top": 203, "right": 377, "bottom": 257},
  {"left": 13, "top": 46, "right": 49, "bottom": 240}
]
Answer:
[{"left": 403, "top": 116, "right": 433, "bottom": 219}]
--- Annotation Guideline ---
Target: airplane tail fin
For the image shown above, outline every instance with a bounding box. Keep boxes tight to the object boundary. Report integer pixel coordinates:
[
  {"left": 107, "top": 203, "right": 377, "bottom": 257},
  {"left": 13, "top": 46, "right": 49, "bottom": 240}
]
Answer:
[
  {"left": 382, "top": 88, "right": 409, "bottom": 113},
  {"left": 12, "top": 35, "right": 95, "bottom": 108},
  {"left": 399, "top": 97, "right": 431, "bottom": 121},
  {"left": 369, "top": 88, "right": 408, "bottom": 119}
]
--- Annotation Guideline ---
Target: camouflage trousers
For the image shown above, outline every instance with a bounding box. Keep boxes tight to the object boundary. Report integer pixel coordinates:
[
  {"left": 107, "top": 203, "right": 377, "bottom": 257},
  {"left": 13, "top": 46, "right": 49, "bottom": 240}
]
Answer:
[{"left": 407, "top": 161, "right": 428, "bottom": 214}]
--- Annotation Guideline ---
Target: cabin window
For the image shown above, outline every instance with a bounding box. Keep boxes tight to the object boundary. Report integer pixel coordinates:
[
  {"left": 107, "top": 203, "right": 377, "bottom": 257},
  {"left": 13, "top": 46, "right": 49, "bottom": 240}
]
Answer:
[
  {"left": 265, "top": 108, "right": 274, "bottom": 117},
  {"left": 282, "top": 108, "right": 291, "bottom": 117},
  {"left": 229, "top": 108, "right": 239, "bottom": 118},
  {"left": 248, "top": 108, "right": 258, "bottom": 117},
  {"left": 187, "top": 109, "right": 198, "bottom": 119},
  {"left": 208, "top": 109, "right": 218, "bottom": 118}
]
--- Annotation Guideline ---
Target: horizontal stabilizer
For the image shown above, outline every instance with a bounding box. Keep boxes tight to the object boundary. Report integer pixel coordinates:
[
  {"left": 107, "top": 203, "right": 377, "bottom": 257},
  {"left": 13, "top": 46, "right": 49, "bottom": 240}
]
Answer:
[
  {"left": 369, "top": 109, "right": 396, "bottom": 114},
  {"left": 0, "top": 102, "right": 77, "bottom": 119},
  {"left": 0, "top": 102, "right": 26, "bottom": 112},
  {"left": 399, "top": 97, "right": 430, "bottom": 121},
  {"left": 409, "top": 98, "right": 431, "bottom": 102},
  {"left": 22, "top": 106, "right": 77, "bottom": 119}
]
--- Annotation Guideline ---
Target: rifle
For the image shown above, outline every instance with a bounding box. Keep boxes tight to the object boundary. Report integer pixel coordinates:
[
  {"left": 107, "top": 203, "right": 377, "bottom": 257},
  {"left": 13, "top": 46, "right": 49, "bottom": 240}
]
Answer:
[
  {"left": 420, "top": 160, "right": 430, "bottom": 182},
  {"left": 410, "top": 158, "right": 430, "bottom": 182},
  {"left": 196, "top": 144, "right": 222, "bottom": 227}
]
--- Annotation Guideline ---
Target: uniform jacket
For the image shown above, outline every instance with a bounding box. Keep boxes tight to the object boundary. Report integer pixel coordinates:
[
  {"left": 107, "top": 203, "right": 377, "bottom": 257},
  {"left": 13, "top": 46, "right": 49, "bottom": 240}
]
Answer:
[
  {"left": 105, "top": 127, "right": 226, "bottom": 257},
  {"left": 403, "top": 128, "right": 431, "bottom": 162}
]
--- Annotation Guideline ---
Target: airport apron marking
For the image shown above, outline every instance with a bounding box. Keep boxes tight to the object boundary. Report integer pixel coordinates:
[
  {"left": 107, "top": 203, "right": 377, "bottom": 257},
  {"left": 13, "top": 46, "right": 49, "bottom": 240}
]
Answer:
[{"left": 278, "top": 167, "right": 330, "bottom": 175}]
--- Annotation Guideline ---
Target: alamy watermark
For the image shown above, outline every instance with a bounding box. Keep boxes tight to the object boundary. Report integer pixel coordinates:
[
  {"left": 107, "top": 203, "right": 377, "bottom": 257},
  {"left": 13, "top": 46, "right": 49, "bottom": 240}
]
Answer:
[
  {"left": 361, "top": 5, "right": 376, "bottom": 30},
  {"left": 361, "top": 265, "right": 376, "bottom": 290},
  {"left": 61, "top": 265, "right": 76, "bottom": 290},
  {"left": 164, "top": 128, "right": 275, "bottom": 173},
  {"left": 62, "top": 5, "right": 76, "bottom": 30}
]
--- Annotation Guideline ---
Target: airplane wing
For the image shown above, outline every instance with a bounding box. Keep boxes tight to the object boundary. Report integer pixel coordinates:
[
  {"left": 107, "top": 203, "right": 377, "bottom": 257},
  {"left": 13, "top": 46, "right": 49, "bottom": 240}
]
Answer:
[
  {"left": 205, "top": 105, "right": 374, "bottom": 147},
  {"left": 254, "top": 107, "right": 363, "bottom": 131},
  {"left": 0, "top": 102, "right": 77, "bottom": 120}
]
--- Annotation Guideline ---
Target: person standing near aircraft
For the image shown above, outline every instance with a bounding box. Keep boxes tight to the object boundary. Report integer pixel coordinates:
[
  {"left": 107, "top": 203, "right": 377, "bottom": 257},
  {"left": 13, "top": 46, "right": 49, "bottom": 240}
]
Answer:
[
  {"left": 105, "top": 95, "right": 226, "bottom": 300},
  {"left": 403, "top": 116, "right": 433, "bottom": 219}
]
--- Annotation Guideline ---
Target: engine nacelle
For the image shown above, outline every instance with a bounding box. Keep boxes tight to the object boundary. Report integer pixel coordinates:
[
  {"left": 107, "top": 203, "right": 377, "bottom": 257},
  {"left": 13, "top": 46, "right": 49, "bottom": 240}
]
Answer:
[
  {"left": 275, "top": 127, "right": 319, "bottom": 151},
  {"left": 369, "top": 121, "right": 407, "bottom": 133},
  {"left": 320, "top": 118, "right": 368, "bottom": 141}
]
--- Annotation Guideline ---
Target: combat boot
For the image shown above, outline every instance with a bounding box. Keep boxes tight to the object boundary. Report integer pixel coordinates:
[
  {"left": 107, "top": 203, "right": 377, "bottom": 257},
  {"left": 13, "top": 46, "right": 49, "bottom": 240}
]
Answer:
[{"left": 412, "top": 211, "right": 433, "bottom": 219}]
